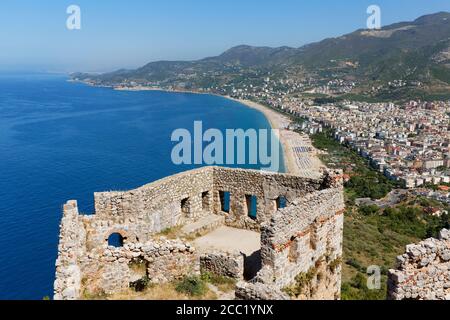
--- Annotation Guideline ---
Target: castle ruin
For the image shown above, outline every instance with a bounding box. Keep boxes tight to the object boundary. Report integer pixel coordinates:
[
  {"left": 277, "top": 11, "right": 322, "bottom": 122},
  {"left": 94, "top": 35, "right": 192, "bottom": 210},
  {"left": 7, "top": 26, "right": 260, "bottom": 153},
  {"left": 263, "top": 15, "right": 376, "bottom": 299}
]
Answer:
[
  {"left": 388, "top": 229, "right": 450, "bottom": 300},
  {"left": 54, "top": 166, "right": 345, "bottom": 300}
]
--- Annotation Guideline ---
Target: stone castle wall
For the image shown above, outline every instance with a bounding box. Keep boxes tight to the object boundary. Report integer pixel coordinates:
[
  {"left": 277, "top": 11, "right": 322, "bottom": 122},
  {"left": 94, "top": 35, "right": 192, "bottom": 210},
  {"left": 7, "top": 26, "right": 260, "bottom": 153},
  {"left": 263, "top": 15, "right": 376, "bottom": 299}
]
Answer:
[
  {"left": 200, "top": 252, "right": 244, "bottom": 280},
  {"left": 81, "top": 167, "right": 326, "bottom": 253},
  {"left": 236, "top": 175, "right": 345, "bottom": 300},
  {"left": 212, "top": 167, "right": 323, "bottom": 231},
  {"left": 388, "top": 229, "right": 450, "bottom": 300},
  {"left": 261, "top": 189, "right": 344, "bottom": 291},
  {"left": 90, "top": 167, "right": 216, "bottom": 247},
  {"left": 54, "top": 201, "right": 86, "bottom": 300},
  {"left": 54, "top": 166, "right": 345, "bottom": 300}
]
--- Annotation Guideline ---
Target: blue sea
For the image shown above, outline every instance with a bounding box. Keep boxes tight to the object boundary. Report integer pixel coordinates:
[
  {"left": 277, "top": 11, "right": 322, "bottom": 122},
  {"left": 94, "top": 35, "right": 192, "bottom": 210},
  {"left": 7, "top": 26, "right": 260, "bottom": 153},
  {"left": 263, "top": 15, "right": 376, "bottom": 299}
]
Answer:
[{"left": 0, "top": 73, "right": 284, "bottom": 300}]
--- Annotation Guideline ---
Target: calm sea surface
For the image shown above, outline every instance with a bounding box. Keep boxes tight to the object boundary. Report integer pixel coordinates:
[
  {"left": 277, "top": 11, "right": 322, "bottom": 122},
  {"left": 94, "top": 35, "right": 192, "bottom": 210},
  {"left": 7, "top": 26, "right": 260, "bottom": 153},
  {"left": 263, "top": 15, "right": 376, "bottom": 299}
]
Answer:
[{"left": 0, "top": 73, "right": 284, "bottom": 299}]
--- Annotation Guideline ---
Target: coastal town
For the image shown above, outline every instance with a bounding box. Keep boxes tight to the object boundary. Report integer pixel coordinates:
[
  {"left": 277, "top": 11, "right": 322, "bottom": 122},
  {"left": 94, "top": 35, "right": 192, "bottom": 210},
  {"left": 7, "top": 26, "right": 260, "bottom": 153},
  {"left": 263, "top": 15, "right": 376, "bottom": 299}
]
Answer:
[
  {"left": 289, "top": 100, "right": 450, "bottom": 190},
  {"left": 4, "top": 0, "right": 450, "bottom": 305},
  {"left": 88, "top": 73, "right": 450, "bottom": 195},
  {"left": 66, "top": 10, "right": 450, "bottom": 301},
  {"left": 222, "top": 79, "right": 450, "bottom": 191},
  {"left": 66, "top": 74, "right": 450, "bottom": 300}
]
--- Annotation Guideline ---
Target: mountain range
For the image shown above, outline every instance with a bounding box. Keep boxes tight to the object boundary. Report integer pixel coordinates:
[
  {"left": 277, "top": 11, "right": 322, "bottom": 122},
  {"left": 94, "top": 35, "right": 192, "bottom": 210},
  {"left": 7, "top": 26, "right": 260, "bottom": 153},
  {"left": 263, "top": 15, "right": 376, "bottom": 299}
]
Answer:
[{"left": 73, "top": 12, "right": 450, "bottom": 100}]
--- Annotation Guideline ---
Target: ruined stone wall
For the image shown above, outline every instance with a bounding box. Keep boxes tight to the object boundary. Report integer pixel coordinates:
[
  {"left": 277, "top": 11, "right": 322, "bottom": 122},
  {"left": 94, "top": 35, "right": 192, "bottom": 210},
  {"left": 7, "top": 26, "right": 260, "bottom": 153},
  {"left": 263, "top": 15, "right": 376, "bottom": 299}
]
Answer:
[
  {"left": 85, "top": 167, "right": 323, "bottom": 251},
  {"left": 94, "top": 167, "right": 215, "bottom": 219},
  {"left": 54, "top": 167, "right": 345, "bottom": 300},
  {"left": 80, "top": 239, "right": 197, "bottom": 297},
  {"left": 54, "top": 201, "right": 86, "bottom": 300},
  {"left": 388, "top": 229, "right": 450, "bottom": 300},
  {"left": 212, "top": 167, "right": 323, "bottom": 231},
  {"left": 235, "top": 281, "right": 290, "bottom": 300},
  {"left": 200, "top": 252, "right": 244, "bottom": 280},
  {"left": 236, "top": 173, "right": 345, "bottom": 300},
  {"left": 89, "top": 167, "right": 215, "bottom": 249},
  {"left": 54, "top": 200, "right": 198, "bottom": 299},
  {"left": 261, "top": 189, "right": 344, "bottom": 288}
]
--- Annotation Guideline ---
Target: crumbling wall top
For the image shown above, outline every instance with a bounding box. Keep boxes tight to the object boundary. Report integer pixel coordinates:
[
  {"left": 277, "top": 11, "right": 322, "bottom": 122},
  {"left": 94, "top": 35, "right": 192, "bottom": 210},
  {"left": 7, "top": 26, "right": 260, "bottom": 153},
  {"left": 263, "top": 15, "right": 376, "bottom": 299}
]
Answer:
[{"left": 388, "top": 229, "right": 450, "bottom": 300}]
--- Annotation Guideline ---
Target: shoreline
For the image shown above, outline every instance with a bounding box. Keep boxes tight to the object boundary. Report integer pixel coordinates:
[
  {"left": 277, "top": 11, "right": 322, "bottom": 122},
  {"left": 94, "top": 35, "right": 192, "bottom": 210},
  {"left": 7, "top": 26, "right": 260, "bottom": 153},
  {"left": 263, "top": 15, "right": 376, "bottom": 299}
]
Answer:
[
  {"left": 223, "top": 97, "right": 298, "bottom": 175},
  {"left": 74, "top": 81, "right": 323, "bottom": 176},
  {"left": 113, "top": 85, "right": 298, "bottom": 175},
  {"left": 221, "top": 97, "right": 324, "bottom": 178}
]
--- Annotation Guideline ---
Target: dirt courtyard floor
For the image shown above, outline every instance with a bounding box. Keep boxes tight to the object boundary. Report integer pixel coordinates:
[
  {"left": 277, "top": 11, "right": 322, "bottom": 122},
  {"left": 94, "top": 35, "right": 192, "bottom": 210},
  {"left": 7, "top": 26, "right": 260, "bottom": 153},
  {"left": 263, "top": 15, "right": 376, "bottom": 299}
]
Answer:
[{"left": 193, "top": 226, "right": 261, "bottom": 256}]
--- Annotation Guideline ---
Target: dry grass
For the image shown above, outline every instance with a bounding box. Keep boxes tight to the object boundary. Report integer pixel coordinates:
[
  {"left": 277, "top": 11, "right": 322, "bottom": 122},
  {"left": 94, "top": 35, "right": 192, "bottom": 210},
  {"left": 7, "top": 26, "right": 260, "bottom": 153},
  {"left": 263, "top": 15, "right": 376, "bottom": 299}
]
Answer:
[
  {"left": 201, "top": 272, "right": 236, "bottom": 293},
  {"left": 107, "top": 283, "right": 218, "bottom": 300},
  {"left": 154, "top": 226, "right": 184, "bottom": 239},
  {"left": 183, "top": 232, "right": 203, "bottom": 242}
]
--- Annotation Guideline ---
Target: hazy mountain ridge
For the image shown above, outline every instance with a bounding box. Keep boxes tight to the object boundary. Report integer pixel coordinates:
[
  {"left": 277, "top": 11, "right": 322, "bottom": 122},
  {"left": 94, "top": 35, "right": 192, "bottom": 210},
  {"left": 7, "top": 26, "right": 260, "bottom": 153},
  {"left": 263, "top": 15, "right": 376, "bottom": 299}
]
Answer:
[{"left": 73, "top": 12, "right": 450, "bottom": 98}]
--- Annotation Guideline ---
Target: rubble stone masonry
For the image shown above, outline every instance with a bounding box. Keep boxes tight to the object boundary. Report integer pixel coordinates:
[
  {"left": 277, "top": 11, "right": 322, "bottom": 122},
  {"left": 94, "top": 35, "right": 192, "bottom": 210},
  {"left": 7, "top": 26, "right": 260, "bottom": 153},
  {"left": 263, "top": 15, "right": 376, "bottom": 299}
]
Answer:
[
  {"left": 54, "top": 166, "right": 345, "bottom": 300},
  {"left": 388, "top": 229, "right": 450, "bottom": 300}
]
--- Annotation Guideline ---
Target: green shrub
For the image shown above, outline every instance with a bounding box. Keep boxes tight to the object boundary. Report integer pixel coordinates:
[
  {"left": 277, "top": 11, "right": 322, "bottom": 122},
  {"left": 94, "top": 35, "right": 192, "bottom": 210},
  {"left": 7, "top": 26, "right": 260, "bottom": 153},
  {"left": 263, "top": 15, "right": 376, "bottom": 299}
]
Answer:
[
  {"left": 310, "top": 129, "right": 399, "bottom": 200},
  {"left": 201, "top": 272, "right": 235, "bottom": 286},
  {"left": 175, "top": 275, "right": 207, "bottom": 297},
  {"left": 130, "top": 276, "right": 151, "bottom": 292},
  {"left": 282, "top": 266, "right": 319, "bottom": 297},
  {"left": 201, "top": 272, "right": 236, "bottom": 292},
  {"left": 345, "top": 258, "right": 364, "bottom": 272},
  {"left": 328, "top": 257, "right": 342, "bottom": 273},
  {"left": 359, "top": 205, "right": 379, "bottom": 216},
  {"left": 341, "top": 274, "right": 387, "bottom": 300}
]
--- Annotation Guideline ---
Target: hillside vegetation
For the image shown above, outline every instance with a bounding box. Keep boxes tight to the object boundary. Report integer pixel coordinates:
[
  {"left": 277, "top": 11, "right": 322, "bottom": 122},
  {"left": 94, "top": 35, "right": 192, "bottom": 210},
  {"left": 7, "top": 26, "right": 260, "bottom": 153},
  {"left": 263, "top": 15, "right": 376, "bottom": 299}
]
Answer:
[
  {"left": 310, "top": 130, "right": 450, "bottom": 300},
  {"left": 73, "top": 12, "right": 450, "bottom": 101}
]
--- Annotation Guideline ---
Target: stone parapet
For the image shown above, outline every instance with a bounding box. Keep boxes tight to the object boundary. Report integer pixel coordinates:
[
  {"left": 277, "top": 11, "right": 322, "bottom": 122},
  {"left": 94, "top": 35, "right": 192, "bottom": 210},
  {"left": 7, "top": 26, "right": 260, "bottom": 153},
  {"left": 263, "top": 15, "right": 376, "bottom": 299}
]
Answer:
[
  {"left": 54, "top": 167, "right": 345, "bottom": 300},
  {"left": 388, "top": 229, "right": 450, "bottom": 300}
]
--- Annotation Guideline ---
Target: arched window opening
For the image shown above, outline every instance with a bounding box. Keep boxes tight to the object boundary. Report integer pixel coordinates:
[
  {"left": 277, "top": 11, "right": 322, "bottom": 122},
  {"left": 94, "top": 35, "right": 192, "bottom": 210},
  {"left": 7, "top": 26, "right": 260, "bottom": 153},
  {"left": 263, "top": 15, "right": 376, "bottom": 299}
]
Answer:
[
  {"left": 181, "top": 197, "right": 190, "bottom": 215},
  {"left": 108, "top": 233, "right": 124, "bottom": 247},
  {"left": 219, "top": 191, "right": 230, "bottom": 213},
  {"left": 277, "top": 196, "right": 287, "bottom": 209},
  {"left": 202, "top": 191, "right": 210, "bottom": 210},
  {"left": 288, "top": 236, "right": 299, "bottom": 263},
  {"left": 246, "top": 195, "right": 257, "bottom": 219}
]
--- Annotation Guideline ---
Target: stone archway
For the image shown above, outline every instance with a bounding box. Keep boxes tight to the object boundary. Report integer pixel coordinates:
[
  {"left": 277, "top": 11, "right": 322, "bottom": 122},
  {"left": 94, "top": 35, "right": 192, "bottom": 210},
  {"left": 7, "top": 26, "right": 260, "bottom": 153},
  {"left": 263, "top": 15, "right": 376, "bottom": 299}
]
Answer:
[{"left": 105, "top": 229, "right": 129, "bottom": 247}]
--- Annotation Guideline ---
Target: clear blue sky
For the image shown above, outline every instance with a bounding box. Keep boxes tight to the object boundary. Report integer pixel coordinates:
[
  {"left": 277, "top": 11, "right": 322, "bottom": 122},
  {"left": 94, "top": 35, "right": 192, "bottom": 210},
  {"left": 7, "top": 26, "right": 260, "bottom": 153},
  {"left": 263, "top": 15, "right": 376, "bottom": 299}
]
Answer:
[{"left": 0, "top": 0, "right": 448, "bottom": 72}]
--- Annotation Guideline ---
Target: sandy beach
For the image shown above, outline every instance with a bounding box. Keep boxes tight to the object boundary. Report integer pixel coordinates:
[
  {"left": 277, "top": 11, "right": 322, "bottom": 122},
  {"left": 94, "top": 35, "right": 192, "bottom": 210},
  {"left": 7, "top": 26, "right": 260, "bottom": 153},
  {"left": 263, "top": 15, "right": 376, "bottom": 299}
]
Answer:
[
  {"left": 227, "top": 97, "right": 324, "bottom": 178},
  {"left": 225, "top": 97, "right": 297, "bottom": 174}
]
